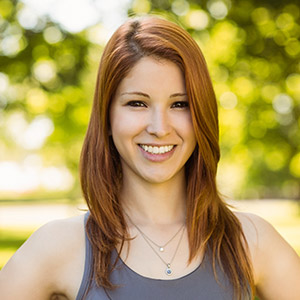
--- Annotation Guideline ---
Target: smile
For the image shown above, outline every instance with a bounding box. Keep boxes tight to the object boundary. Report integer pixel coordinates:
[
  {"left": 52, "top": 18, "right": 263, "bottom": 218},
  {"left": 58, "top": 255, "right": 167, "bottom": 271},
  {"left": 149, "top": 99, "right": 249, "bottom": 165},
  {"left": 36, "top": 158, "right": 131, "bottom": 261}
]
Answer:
[{"left": 139, "top": 144, "right": 175, "bottom": 154}]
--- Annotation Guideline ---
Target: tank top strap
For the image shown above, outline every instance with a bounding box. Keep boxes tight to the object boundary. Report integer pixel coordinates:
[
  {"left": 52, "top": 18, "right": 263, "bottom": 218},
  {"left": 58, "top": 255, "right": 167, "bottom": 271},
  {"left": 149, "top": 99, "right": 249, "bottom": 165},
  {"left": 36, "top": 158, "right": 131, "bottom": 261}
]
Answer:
[{"left": 76, "top": 212, "right": 93, "bottom": 300}]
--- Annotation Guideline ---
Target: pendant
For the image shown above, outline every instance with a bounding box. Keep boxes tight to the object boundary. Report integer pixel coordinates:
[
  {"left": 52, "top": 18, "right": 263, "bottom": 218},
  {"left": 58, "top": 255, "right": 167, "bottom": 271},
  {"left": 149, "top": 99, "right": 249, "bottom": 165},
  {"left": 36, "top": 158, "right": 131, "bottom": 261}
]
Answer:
[
  {"left": 159, "top": 247, "right": 164, "bottom": 252},
  {"left": 165, "top": 264, "right": 172, "bottom": 276}
]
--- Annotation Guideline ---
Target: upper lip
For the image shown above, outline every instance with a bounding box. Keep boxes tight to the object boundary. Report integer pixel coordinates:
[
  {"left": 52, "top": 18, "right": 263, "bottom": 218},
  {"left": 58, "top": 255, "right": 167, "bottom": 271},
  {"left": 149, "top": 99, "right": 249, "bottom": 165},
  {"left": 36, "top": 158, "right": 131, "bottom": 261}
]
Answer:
[{"left": 138, "top": 143, "right": 176, "bottom": 146}]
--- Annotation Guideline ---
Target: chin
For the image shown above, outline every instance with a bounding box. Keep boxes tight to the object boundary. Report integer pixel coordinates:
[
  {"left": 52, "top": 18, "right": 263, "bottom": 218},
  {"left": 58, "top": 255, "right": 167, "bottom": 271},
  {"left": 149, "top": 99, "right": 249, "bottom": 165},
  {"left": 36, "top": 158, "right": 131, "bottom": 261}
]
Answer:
[
  {"left": 140, "top": 170, "right": 181, "bottom": 185},
  {"left": 143, "top": 177, "right": 172, "bottom": 184}
]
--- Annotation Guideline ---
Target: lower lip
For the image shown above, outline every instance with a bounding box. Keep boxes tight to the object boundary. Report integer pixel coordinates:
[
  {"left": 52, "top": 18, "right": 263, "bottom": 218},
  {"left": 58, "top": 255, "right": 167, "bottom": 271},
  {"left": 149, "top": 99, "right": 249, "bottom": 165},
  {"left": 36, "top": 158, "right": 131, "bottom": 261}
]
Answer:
[{"left": 139, "top": 146, "right": 176, "bottom": 162}]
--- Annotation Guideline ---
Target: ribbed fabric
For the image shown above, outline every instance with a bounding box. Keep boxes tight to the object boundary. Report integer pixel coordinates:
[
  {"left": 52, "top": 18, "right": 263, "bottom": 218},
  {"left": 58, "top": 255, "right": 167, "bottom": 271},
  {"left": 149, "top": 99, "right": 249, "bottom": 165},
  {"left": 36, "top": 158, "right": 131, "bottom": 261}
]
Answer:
[{"left": 76, "top": 213, "right": 240, "bottom": 300}]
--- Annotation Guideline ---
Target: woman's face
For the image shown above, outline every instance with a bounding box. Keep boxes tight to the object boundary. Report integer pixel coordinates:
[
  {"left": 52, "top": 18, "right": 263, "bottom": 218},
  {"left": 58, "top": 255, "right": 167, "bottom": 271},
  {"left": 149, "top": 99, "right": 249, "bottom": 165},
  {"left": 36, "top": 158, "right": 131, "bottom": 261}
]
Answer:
[{"left": 109, "top": 56, "right": 196, "bottom": 184}]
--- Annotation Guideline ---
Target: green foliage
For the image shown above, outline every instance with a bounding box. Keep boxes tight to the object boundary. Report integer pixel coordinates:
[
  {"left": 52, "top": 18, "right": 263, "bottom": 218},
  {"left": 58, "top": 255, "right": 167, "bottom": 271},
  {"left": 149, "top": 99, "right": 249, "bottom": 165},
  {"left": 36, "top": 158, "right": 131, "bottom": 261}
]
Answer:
[
  {"left": 0, "top": 0, "right": 299, "bottom": 200},
  {"left": 0, "top": 0, "right": 96, "bottom": 198}
]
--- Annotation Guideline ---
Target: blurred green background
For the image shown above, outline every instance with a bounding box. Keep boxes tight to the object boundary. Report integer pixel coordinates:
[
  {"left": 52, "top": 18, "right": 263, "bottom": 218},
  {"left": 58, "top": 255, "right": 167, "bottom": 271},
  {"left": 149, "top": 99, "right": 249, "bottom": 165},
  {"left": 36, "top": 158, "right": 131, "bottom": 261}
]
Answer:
[{"left": 0, "top": 0, "right": 299, "bottom": 276}]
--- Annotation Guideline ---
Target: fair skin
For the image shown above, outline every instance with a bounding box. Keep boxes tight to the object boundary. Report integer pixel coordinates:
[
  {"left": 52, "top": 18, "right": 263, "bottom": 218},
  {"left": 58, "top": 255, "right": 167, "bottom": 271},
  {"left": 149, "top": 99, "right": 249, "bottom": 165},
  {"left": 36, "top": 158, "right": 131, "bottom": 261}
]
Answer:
[
  {"left": 109, "top": 56, "right": 200, "bottom": 279},
  {"left": 0, "top": 57, "right": 300, "bottom": 299}
]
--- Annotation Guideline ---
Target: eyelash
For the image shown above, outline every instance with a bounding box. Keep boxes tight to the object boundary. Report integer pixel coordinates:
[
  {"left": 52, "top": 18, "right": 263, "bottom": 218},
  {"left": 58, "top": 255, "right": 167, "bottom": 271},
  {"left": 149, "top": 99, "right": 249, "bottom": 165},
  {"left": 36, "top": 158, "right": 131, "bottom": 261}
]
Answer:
[
  {"left": 171, "top": 101, "right": 189, "bottom": 108},
  {"left": 126, "top": 101, "right": 189, "bottom": 109},
  {"left": 126, "top": 101, "right": 147, "bottom": 107}
]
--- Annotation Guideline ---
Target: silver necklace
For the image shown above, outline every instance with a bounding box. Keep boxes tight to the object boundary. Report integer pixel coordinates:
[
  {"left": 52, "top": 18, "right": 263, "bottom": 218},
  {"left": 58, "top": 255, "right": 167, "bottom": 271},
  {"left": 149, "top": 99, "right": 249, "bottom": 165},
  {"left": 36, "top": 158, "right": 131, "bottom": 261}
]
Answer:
[
  {"left": 126, "top": 214, "right": 185, "bottom": 276},
  {"left": 131, "top": 219, "right": 185, "bottom": 252}
]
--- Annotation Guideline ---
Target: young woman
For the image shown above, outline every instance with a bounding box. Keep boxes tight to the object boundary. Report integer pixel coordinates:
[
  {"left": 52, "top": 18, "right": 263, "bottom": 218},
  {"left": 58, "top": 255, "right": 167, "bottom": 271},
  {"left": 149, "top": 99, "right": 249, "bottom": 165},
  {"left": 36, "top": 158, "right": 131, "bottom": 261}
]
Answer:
[{"left": 1, "top": 16, "right": 299, "bottom": 300}]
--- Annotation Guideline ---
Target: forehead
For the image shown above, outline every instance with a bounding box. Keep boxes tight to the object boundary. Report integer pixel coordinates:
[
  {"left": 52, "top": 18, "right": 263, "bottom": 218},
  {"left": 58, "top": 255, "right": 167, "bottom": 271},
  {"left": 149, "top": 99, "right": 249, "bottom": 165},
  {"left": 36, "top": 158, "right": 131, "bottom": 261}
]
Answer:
[{"left": 115, "top": 56, "right": 186, "bottom": 95}]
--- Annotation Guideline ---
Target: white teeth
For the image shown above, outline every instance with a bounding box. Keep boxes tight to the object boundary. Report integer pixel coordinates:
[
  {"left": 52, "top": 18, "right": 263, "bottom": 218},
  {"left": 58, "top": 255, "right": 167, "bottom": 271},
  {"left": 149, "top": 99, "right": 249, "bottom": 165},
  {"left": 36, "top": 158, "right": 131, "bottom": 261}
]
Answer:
[{"left": 140, "top": 145, "right": 174, "bottom": 154}]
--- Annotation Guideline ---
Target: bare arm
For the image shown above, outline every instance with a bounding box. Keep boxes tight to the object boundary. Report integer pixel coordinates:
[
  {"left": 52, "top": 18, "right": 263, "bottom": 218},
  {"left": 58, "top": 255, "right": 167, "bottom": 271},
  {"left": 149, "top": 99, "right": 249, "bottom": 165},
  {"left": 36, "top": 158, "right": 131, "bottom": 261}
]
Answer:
[
  {"left": 0, "top": 216, "right": 85, "bottom": 300},
  {"left": 239, "top": 213, "right": 300, "bottom": 300},
  {"left": 255, "top": 215, "right": 300, "bottom": 299}
]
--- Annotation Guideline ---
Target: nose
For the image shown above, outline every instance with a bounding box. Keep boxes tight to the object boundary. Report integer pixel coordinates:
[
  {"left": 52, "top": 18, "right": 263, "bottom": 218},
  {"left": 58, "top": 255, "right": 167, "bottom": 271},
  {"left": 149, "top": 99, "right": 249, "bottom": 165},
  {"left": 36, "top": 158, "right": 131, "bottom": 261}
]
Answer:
[{"left": 146, "top": 108, "right": 171, "bottom": 138}]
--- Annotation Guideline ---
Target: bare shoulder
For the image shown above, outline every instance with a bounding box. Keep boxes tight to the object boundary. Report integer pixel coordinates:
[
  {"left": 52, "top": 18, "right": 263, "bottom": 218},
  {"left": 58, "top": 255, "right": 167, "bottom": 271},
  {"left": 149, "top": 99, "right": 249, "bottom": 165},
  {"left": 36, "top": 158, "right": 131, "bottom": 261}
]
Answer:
[
  {"left": 0, "top": 213, "right": 87, "bottom": 300},
  {"left": 39, "top": 213, "right": 86, "bottom": 248},
  {"left": 234, "top": 211, "right": 298, "bottom": 256},
  {"left": 234, "top": 211, "right": 300, "bottom": 300},
  {"left": 233, "top": 211, "right": 298, "bottom": 262},
  {"left": 234, "top": 212, "right": 273, "bottom": 246},
  {"left": 17, "top": 213, "right": 86, "bottom": 262}
]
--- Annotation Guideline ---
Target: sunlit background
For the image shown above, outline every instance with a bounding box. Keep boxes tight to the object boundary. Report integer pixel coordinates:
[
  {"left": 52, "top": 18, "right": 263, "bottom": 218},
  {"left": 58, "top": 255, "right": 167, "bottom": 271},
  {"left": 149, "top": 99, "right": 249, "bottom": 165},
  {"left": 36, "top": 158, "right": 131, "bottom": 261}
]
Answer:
[{"left": 0, "top": 0, "right": 299, "bottom": 273}]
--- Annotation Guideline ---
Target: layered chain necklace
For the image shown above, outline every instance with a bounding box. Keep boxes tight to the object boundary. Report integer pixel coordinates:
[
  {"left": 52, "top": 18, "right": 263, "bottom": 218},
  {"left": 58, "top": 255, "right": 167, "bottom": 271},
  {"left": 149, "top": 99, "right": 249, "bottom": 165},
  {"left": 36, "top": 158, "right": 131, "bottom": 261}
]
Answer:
[{"left": 125, "top": 213, "right": 185, "bottom": 276}]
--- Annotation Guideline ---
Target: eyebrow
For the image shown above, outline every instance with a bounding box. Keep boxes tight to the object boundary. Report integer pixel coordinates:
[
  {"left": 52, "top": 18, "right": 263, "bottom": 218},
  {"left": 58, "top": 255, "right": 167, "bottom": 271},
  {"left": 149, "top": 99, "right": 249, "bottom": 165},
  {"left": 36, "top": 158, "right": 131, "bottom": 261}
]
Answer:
[
  {"left": 170, "top": 93, "right": 187, "bottom": 98},
  {"left": 121, "top": 92, "right": 187, "bottom": 98},
  {"left": 121, "top": 92, "right": 150, "bottom": 98}
]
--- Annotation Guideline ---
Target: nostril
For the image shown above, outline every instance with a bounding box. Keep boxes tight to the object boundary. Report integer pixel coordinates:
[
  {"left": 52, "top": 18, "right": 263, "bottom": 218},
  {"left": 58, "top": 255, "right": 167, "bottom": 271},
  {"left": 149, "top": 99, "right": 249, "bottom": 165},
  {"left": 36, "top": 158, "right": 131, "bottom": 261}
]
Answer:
[{"left": 146, "top": 114, "right": 171, "bottom": 137}]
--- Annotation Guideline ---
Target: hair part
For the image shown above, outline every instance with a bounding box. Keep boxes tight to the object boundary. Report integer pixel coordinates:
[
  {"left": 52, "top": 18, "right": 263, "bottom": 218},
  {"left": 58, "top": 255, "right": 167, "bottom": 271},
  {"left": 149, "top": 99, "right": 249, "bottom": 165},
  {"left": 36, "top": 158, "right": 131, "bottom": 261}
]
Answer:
[{"left": 80, "top": 16, "right": 255, "bottom": 299}]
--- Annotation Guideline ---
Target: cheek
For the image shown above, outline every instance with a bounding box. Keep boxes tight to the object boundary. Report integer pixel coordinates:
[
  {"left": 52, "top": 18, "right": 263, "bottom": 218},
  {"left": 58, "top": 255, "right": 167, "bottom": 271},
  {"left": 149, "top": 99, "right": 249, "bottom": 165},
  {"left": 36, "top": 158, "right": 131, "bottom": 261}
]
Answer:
[
  {"left": 185, "top": 113, "right": 196, "bottom": 138},
  {"left": 110, "top": 111, "right": 145, "bottom": 145},
  {"left": 174, "top": 113, "right": 196, "bottom": 138}
]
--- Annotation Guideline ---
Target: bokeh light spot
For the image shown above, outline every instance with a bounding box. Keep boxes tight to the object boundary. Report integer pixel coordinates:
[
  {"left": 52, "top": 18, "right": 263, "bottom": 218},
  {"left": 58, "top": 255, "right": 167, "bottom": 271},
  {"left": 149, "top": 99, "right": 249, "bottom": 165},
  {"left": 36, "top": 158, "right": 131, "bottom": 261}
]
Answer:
[
  {"left": 276, "top": 13, "right": 294, "bottom": 31},
  {"left": 186, "top": 10, "right": 209, "bottom": 30},
  {"left": 22, "top": 116, "right": 54, "bottom": 150},
  {"left": 0, "top": 34, "right": 27, "bottom": 57},
  {"left": 17, "top": 6, "right": 39, "bottom": 30},
  {"left": 273, "top": 93, "right": 293, "bottom": 114},
  {"left": 26, "top": 88, "right": 48, "bottom": 114},
  {"left": 86, "top": 24, "right": 111, "bottom": 45},
  {"left": 207, "top": 0, "right": 228, "bottom": 20},
  {"left": 32, "top": 60, "right": 57, "bottom": 83},
  {"left": 251, "top": 7, "right": 270, "bottom": 25},
  {"left": 43, "top": 26, "right": 64, "bottom": 44},
  {"left": 6, "top": 112, "right": 28, "bottom": 141},
  {"left": 220, "top": 91, "right": 238, "bottom": 109},
  {"left": 285, "top": 38, "right": 300, "bottom": 57},
  {"left": 171, "top": 0, "right": 190, "bottom": 16},
  {"left": 232, "top": 77, "right": 254, "bottom": 100}
]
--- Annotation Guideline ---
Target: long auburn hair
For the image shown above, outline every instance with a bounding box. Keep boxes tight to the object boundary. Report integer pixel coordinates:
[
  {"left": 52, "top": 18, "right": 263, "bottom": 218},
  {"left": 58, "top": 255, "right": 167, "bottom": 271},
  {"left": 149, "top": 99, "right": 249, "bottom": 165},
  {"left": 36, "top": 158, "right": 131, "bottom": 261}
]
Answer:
[{"left": 80, "top": 16, "right": 254, "bottom": 299}]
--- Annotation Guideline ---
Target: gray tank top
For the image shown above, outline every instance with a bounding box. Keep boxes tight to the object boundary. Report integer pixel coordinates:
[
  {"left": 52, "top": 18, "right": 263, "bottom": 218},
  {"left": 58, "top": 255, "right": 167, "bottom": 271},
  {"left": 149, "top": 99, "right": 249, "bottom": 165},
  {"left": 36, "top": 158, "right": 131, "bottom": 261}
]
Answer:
[{"left": 76, "top": 213, "right": 247, "bottom": 300}]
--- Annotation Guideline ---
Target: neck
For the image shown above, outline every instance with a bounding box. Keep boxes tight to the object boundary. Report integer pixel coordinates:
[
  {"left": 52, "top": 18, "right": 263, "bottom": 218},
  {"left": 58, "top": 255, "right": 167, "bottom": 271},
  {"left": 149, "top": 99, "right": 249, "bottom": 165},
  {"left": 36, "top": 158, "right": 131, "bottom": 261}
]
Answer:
[{"left": 120, "top": 170, "right": 187, "bottom": 225}]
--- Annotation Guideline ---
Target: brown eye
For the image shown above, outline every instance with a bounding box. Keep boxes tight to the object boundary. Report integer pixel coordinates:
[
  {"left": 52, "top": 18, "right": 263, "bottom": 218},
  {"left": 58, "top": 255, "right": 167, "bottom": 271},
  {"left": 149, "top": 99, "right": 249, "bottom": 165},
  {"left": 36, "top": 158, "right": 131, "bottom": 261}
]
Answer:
[
  {"left": 171, "top": 101, "right": 189, "bottom": 108},
  {"left": 127, "top": 101, "right": 147, "bottom": 107}
]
